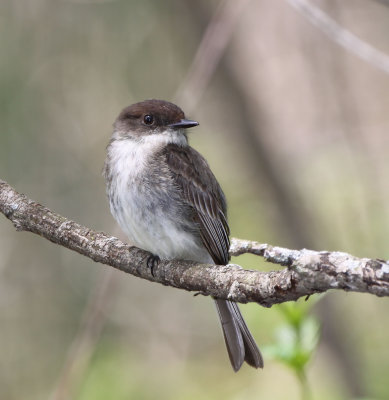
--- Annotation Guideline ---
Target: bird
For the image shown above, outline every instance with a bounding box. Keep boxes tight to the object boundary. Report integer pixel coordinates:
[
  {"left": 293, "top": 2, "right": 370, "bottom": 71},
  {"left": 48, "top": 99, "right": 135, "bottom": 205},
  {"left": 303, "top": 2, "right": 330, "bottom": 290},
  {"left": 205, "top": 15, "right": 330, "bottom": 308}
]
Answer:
[{"left": 103, "top": 99, "right": 263, "bottom": 371}]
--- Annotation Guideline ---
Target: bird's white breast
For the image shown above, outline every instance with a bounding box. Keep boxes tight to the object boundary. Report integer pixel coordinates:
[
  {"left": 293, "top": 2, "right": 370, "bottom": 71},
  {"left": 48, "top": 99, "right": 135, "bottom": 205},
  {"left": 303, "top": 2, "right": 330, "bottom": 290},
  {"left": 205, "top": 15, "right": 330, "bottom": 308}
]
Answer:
[{"left": 106, "top": 131, "right": 208, "bottom": 261}]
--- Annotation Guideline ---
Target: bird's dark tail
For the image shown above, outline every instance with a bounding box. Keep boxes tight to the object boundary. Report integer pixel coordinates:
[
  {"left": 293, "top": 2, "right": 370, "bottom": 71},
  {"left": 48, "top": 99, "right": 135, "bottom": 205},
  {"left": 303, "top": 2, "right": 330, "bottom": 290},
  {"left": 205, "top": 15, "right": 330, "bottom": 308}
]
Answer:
[{"left": 214, "top": 299, "right": 264, "bottom": 372}]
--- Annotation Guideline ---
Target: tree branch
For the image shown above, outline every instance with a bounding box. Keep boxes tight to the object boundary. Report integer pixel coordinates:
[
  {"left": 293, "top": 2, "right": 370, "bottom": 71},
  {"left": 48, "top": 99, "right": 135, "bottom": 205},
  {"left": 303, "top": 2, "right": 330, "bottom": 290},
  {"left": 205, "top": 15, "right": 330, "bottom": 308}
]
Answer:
[{"left": 1, "top": 179, "right": 389, "bottom": 307}]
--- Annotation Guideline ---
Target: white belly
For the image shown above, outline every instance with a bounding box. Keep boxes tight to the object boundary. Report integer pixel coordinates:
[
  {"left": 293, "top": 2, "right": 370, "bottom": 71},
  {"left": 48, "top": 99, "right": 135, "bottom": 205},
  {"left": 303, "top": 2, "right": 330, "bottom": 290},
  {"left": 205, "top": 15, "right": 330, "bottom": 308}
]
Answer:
[{"left": 111, "top": 186, "right": 201, "bottom": 260}]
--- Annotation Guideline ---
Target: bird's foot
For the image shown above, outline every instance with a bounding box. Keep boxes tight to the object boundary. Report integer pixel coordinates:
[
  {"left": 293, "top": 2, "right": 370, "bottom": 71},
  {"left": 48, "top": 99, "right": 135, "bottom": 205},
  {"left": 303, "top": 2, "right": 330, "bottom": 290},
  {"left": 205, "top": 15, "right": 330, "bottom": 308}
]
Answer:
[{"left": 147, "top": 254, "right": 160, "bottom": 277}]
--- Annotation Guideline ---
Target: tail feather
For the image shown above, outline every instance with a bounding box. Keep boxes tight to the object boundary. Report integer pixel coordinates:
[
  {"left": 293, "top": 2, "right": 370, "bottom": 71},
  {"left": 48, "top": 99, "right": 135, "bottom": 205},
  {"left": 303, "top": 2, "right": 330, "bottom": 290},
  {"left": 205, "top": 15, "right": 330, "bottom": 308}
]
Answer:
[{"left": 214, "top": 299, "right": 263, "bottom": 372}]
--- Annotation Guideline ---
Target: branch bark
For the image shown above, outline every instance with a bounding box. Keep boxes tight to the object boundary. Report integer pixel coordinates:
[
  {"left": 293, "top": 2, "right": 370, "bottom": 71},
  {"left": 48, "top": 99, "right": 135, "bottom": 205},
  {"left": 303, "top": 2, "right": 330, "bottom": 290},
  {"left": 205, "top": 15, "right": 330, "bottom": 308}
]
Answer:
[{"left": 1, "top": 179, "right": 389, "bottom": 307}]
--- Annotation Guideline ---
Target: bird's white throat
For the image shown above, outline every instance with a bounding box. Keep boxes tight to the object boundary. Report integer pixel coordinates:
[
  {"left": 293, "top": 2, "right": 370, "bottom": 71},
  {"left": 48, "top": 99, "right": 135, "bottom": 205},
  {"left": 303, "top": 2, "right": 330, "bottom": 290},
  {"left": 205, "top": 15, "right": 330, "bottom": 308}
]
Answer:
[{"left": 109, "top": 129, "right": 187, "bottom": 178}]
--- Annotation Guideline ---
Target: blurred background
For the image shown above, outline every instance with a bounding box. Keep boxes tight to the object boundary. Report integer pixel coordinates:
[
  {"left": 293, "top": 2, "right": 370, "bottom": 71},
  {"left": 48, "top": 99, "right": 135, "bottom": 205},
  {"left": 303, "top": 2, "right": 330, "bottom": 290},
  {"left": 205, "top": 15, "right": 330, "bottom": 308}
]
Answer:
[{"left": 1, "top": 0, "right": 389, "bottom": 399}]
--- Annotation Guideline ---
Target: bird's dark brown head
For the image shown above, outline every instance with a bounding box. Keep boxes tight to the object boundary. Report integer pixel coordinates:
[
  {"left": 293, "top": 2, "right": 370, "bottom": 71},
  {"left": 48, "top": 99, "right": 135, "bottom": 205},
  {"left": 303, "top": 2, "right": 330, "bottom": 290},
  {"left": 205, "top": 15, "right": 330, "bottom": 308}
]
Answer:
[{"left": 114, "top": 99, "right": 198, "bottom": 138}]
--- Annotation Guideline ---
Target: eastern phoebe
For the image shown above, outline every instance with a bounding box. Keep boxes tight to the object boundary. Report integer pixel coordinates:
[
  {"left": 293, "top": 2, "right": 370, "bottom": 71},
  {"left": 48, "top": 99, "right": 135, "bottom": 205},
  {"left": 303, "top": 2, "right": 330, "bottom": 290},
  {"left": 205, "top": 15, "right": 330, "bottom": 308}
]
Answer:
[{"left": 103, "top": 99, "right": 263, "bottom": 371}]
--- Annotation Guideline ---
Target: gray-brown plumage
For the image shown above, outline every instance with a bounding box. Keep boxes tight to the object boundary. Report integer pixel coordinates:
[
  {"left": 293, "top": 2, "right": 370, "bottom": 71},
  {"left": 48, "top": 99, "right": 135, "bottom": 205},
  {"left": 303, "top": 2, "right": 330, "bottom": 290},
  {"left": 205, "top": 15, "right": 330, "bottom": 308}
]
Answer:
[{"left": 104, "top": 99, "right": 263, "bottom": 371}]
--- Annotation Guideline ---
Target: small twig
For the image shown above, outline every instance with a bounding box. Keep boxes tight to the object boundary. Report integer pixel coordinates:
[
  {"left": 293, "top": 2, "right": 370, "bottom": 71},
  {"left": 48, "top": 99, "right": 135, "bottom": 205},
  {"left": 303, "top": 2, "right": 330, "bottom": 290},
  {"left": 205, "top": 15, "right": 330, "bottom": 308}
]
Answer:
[
  {"left": 1, "top": 179, "right": 389, "bottom": 307},
  {"left": 286, "top": 0, "right": 389, "bottom": 75},
  {"left": 48, "top": 269, "right": 116, "bottom": 400},
  {"left": 174, "top": 0, "right": 251, "bottom": 113}
]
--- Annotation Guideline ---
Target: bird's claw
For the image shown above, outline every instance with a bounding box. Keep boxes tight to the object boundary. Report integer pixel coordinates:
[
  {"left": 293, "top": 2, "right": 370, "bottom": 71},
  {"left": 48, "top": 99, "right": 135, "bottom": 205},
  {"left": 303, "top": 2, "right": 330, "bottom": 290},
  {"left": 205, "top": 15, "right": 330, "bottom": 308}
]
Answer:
[{"left": 147, "top": 254, "right": 160, "bottom": 277}]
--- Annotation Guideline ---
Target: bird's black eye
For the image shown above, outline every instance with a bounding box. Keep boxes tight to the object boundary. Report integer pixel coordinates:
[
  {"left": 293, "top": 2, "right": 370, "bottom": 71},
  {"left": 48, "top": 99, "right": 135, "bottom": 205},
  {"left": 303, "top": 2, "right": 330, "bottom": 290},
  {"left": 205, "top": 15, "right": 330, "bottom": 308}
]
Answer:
[{"left": 143, "top": 114, "right": 154, "bottom": 125}]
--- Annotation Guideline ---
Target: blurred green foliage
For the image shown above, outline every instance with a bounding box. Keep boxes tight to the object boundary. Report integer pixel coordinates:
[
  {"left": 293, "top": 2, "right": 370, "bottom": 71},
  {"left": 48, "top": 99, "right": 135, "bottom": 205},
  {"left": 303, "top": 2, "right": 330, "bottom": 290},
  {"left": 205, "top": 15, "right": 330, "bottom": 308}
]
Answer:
[
  {"left": 267, "top": 303, "right": 320, "bottom": 374},
  {"left": 265, "top": 301, "right": 320, "bottom": 399}
]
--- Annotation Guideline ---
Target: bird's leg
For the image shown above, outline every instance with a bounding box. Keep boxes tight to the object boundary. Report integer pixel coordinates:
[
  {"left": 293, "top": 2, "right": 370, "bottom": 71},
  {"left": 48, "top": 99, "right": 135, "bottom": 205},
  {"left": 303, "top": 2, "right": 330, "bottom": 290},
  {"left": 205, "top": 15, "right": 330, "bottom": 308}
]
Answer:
[{"left": 146, "top": 254, "right": 160, "bottom": 277}]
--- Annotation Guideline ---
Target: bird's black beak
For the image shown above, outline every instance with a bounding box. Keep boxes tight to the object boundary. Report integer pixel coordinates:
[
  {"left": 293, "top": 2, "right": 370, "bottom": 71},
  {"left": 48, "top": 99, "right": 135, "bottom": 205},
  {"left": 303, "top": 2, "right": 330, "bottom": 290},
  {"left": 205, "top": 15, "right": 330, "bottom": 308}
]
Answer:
[{"left": 168, "top": 119, "right": 199, "bottom": 129}]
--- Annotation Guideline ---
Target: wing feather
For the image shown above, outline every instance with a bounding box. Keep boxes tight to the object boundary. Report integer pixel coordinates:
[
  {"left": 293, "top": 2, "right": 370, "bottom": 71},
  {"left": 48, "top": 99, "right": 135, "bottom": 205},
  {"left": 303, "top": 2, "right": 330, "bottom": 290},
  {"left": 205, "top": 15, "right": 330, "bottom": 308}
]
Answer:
[{"left": 163, "top": 144, "right": 230, "bottom": 265}]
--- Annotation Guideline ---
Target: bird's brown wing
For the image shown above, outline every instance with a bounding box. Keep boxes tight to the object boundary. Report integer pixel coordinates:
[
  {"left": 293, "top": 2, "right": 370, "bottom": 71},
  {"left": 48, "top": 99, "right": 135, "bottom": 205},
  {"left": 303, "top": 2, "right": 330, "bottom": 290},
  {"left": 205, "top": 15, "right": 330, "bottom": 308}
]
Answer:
[
  {"left": 163, "top": 143, "right": 230, "bottom": 265},
  {"left": 163, "top": 144, "right": 263, "bottom": 371}
]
